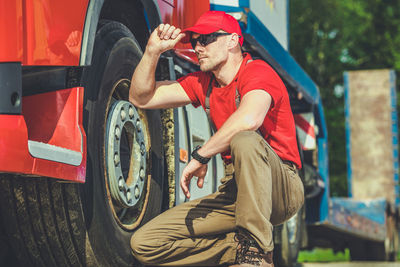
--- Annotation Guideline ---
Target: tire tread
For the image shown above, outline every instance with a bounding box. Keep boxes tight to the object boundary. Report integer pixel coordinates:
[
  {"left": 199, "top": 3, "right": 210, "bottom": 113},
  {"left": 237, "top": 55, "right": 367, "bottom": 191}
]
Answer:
[
  {"left": 0, "top": 175, "right": 33, "bottom": 266},
  {"left": 0, "top": 175, "right": 88, "bottom": 266}
]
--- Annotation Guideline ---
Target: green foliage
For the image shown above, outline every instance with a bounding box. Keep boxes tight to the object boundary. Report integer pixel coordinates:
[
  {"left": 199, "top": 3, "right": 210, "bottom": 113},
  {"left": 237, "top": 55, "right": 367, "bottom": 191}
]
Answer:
[
  {"left": 290, "top": 0, "right": 400, "bottom": 196},
  {"left": 298, "top": 246, "right": 400, "bottom": 262},
  {"left": 298, "top": 248, "right": 350, "bottom": 262}
]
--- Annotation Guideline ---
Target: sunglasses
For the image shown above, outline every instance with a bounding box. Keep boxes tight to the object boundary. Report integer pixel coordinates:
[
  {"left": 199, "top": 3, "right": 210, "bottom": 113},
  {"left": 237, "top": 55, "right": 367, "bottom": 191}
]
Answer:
[{"left": 190, "top": 32, "right": 232, "bottom": 49}]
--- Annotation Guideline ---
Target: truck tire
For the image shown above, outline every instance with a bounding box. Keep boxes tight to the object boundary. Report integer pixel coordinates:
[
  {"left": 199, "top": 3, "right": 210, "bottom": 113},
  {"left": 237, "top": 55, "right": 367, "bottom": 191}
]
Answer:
[
  {"left": 0, "top": 20, "right": 164, "bottom": 267},
  {"left": 274, "top": 132, "right": 304, "bottom": 267},
  {"left": 350, "top": 213, "right": 398, "bottom": 261},
  {"left": 0, "top": 209, "right": 18, "bottom": 266},
  {"left": 273, "top": 207, "right": 304, "bottom": 267}
]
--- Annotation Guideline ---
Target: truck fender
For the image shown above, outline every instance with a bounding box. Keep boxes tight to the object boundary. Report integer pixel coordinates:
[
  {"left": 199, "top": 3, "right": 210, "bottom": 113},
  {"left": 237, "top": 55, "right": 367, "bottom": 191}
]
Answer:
[
  {"left": 80, "top": 0, "right": 162, "bottom": 66},
  {"left": 80, "top": 0, "right": 104, "bottom": 66},
  {"left": 139, "top": 0, "right": 163, "bottom": 31}
]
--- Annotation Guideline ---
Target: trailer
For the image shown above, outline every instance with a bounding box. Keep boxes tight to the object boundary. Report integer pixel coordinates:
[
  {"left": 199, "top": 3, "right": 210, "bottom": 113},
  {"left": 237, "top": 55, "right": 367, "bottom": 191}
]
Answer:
[
  {"left": 301, "top": 69, "right": 399, "bottom": 261},
  {"left": 0, "top": 0, "right": 398, "bottom": 266}
]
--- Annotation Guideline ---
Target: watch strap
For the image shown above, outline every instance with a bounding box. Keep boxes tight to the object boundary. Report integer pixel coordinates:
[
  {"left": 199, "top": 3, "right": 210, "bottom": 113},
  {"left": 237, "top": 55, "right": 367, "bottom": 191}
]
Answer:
[{"left": 191, "top": 145, "right": 211, "bottom": 164}]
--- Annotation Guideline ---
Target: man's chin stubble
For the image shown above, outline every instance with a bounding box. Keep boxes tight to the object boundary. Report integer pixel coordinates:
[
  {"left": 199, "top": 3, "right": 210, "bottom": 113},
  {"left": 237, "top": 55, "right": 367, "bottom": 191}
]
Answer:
[{"left": 200, "top": 62, "right": 217, "bottom": 72}]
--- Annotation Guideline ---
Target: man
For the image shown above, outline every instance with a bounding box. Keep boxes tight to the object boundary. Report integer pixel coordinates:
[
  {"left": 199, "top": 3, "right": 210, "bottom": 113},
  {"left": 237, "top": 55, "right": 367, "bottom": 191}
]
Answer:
[{"left": 129, "top": 10, "right": 304, "bottom": 267}]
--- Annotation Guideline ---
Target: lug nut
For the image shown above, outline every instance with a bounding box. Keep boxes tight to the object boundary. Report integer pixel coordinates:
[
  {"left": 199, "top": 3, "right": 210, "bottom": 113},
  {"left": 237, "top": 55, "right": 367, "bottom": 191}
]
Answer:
[
  {"left": 127, "top": 190, "right": 132, "bottom": 202},
  {"left": 136, "top": 119, "right": 141, "bottom": 131},
  {"left": 121, "top": 109, "right": 126, "bottom": 121},
  {"left": 140, "top": 168, "right": 145, "bottom": 180},
  {"left": 114, "top": 153, "right": 120, "bottom": 166},
  {"left": 135, "top": 186, "right": 140, "bottom": 199},
  {"left": 115, "top": 126, "right": 121, "bottom": 140},
  {"left": 141, "top": 143, "right": 145, "bottom": 155},
  {"left": 118, "top": 177, "right": 124, "bottom": 190},
  {"left": 129, "top": 106, "right": 134, "bottom": 119}
]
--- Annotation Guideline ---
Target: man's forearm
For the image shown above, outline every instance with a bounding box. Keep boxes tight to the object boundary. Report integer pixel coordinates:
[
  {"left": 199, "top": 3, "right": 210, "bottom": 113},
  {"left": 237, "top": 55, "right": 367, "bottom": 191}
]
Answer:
[
  {"left": 197, "top": 90, "right": 271, "bottom": 159},
  {"left": 197, "top": 110, "right": 258, "bottom": 158},
  {"left": 129, "top": 24, "right": 185, "bottom": 107},
  {"left": 129, "top": 50, "right": 160, "bottom": 106}
]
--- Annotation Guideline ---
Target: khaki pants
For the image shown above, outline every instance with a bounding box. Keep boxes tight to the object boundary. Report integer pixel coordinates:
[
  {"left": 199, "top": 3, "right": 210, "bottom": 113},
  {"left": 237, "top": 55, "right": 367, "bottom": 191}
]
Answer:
[{"left": 131, "top": 131, "right": 304, "bottom": 266}]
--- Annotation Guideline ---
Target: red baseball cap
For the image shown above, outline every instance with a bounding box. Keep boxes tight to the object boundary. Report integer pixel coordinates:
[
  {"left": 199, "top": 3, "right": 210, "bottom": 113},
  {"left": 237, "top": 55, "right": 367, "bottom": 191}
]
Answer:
[{"left": 181, "top": 11, "right": 243, "bottom": 46}]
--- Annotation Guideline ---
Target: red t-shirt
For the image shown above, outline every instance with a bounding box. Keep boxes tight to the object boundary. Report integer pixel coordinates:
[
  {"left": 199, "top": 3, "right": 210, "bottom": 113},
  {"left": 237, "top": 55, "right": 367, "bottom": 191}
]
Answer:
[{"left": 178, "top": 53, "right": 301, "bottom": 169}]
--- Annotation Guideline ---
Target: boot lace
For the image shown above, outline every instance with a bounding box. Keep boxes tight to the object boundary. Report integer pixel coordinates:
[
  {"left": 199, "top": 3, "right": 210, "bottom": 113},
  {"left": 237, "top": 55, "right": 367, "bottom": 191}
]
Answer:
[{"left": 234, "top": 232, "right": 264, "bottom": 266}]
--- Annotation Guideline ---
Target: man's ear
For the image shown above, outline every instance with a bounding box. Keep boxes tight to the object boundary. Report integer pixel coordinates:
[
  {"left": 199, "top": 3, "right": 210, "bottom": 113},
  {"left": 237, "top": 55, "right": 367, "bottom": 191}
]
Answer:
[{"left": 227, "top": 33, "right": 240, "bottom": 50}]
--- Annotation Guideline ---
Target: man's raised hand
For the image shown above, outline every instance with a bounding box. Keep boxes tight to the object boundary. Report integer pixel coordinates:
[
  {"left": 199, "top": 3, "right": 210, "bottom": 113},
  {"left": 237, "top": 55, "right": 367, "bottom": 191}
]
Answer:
[
  {"left": 180, "top": 159, "right": 208, "bottom": 199},
  {"left": 146, "top": 24, "right": 186, "bottom": 55}
]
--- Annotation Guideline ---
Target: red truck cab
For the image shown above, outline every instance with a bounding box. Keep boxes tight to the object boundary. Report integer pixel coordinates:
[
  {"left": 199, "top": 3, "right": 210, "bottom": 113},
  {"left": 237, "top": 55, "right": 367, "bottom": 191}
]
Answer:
[{"left": 0, "top": 1, "right": 210, "bottom": 266}]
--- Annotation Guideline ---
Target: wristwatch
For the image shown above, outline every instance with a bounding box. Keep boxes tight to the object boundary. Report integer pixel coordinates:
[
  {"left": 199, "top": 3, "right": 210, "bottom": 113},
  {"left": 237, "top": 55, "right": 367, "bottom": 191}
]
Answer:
[{"left": 191, "top": 145, "right": 211, "bottom": 164}]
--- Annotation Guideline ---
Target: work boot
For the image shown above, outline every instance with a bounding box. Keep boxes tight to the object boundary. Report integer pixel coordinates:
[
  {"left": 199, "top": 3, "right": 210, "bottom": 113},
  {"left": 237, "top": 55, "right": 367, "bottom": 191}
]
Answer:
[{"left": 230, "top": 232, "right": 274, "bottom": 267}]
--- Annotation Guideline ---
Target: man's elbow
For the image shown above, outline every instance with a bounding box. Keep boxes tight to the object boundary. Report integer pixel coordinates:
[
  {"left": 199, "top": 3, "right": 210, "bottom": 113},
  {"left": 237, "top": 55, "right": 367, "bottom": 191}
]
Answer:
[
  {"left": 243, "top": 116, "right": 263, "bottom": 131},
  {"left": 248, "top": 121, "right": 263, "bottom": 132},
  {"left": 129, "top": 95, "right": 143, "bottom": 108},
  {"left": 129, "top": 91, "right": 151, "bottom": 109}
]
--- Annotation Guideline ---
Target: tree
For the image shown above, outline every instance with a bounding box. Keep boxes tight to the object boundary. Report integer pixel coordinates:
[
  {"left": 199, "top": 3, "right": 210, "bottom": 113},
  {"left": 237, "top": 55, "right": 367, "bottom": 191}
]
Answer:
[{"left": 290, "top": 0, "right": 400, "bottom": 196}]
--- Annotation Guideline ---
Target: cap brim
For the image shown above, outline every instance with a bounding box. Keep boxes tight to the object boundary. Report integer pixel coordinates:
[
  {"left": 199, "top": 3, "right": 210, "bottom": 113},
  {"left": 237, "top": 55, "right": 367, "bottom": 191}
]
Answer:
[{"left": 180, "top": 24, "right": 221, "bottom": 44}]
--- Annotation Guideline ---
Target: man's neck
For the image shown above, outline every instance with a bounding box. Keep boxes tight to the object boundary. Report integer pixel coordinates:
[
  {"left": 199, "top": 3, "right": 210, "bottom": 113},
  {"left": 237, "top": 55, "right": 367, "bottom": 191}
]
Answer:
[{"left": 213, "top": 53, "right": 244, "bottom": 87}]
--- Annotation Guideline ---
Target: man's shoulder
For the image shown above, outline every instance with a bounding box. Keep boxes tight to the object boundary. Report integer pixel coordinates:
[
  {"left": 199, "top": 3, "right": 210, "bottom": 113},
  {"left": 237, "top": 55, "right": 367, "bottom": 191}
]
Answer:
[
  {"left": 242, "top": 53, "right": 268, "bottom": 68},
  {"left": 245, "top": 58, "right": 273, "bottom": 72},
  {"left": 181, "top": 70, "right": 211, "bottom": 82},
  {"left": 178, "top": 70, "right": 213, "bottom": 100},
  {"left": 239, "top": 60, "right": 277, "bottom": 83},
  {"left": 178, "top": 70, "right": 211, "bottom": 86}
]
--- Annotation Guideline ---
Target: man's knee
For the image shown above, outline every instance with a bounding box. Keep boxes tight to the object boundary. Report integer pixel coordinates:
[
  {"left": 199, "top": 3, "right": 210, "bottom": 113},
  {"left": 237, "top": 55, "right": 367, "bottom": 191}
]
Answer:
[
  {"left": 130, "top": 230, "right": 145, "bottom": 262},
  {"left": 130, "top": 229, "right": 156, "bottom": 264},
  {"left": 230, "top": 130, "right": 261, "bottom": 153}
]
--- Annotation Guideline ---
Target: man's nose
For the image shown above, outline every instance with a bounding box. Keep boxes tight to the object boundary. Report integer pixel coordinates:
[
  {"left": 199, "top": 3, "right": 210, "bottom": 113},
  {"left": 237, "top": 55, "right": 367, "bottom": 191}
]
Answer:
[{"left": 194, "top": 42, "right": 204, "bottom": 53}]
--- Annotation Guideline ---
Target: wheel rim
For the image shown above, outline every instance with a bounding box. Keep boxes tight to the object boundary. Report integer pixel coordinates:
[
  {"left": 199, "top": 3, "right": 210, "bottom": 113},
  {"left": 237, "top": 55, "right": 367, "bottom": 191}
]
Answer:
[
  {"left": 286, "top": 213, "right": 298, "bottom": 244},
  {"left": 104, "top": 79, "right": 151, "bottom": 230},
  {"left": 106, "top": 100, "right": 147, "bottom": 208}
]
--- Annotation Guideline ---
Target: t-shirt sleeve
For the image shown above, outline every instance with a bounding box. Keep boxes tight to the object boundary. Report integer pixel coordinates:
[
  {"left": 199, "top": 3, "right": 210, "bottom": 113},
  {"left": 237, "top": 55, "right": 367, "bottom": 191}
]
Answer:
[
  {"left": 238, "top": 61, "right": 284, "bottom": 108},
  {"left": 177, "top": 72, "right": 204, "bottom": 108}
]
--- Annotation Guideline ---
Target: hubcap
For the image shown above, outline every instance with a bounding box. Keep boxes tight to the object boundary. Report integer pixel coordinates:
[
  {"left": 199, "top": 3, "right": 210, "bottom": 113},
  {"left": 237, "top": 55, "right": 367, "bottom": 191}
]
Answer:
[
  {"left": 287, "top": 213, "right": 298, "bottom": 244},
  {"left": 106, "top": 100, "right": 147, "bottom": 208}
]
